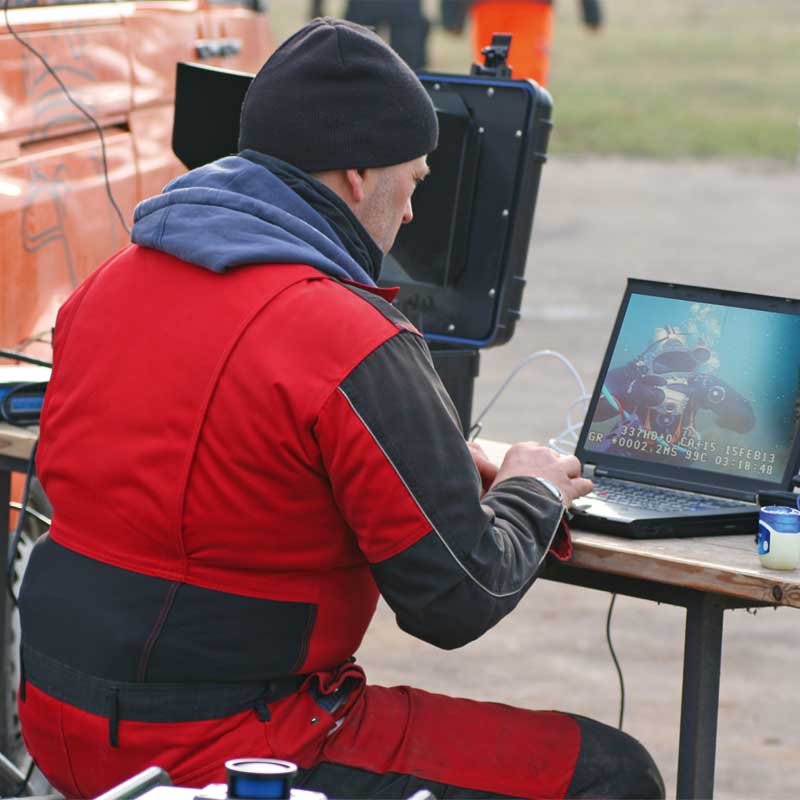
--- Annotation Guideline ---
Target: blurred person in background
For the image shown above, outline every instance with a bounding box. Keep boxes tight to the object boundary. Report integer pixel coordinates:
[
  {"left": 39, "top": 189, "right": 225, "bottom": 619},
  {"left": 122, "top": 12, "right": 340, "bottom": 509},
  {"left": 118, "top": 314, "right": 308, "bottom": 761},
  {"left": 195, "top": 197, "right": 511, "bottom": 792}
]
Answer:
[
  {"left": 311, "top": 0, "right": 431, "bottom": 69},
  {"left": 442, "top": 0, "right": 603, "bottom": 85}
]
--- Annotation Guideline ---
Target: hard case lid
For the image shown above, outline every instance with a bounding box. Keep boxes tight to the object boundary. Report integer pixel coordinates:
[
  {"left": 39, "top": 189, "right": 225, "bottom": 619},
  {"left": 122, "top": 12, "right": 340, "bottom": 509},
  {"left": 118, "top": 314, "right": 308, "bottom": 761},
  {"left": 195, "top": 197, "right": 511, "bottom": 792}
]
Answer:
[{"left": 383, "top": 72, "right": 552, "bottom": 347}]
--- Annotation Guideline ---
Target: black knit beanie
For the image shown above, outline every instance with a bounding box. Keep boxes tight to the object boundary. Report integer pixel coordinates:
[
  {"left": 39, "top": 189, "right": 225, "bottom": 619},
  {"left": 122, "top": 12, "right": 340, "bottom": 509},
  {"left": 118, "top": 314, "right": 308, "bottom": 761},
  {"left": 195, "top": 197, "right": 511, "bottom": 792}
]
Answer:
[{"left": 238, "top": 17, "right": 439, "bottom": 173}]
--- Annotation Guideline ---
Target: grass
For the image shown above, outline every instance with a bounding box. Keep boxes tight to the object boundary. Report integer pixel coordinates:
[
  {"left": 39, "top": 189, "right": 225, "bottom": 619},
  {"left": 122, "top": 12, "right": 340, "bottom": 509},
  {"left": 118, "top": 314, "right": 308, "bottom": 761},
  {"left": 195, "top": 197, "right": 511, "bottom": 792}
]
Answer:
[{"left": 268, "top": 0, "right": 800, "bottom": 161}]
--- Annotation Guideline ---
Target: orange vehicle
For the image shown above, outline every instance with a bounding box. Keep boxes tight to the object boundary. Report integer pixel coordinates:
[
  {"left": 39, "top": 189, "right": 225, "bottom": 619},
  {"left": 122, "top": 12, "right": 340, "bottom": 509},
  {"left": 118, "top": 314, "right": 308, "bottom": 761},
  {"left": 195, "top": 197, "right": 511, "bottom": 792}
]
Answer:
[
  {"left": 1, "top": 0, "right": 276, "bottom": 361},
  {"left": 0, "top": 0, "right": 275, "bottom": 773}
]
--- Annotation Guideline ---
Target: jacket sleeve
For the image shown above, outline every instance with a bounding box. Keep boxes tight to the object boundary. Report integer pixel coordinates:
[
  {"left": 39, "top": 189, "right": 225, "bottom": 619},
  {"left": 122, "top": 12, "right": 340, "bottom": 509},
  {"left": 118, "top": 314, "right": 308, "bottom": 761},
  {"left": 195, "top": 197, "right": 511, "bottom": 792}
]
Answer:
[{"left": 313, "top": 328, "right": 565, "bottom": 650}]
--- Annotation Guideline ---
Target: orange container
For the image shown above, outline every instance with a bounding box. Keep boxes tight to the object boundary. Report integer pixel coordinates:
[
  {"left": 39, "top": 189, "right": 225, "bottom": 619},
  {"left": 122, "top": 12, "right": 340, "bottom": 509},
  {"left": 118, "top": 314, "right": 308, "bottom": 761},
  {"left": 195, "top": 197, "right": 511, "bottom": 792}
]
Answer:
[{"left": 471, "top": 0, "right": 554, "bottom": 86}]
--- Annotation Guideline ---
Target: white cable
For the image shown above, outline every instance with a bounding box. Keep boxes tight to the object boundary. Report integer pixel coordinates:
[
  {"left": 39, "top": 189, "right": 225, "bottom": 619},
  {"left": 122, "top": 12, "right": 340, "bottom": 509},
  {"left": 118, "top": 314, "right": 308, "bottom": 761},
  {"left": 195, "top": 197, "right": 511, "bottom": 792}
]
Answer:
[
  {"left": 548, "top": 393, "right": 592, "bottom": 454},
  {"left": 469, "top": 349, "right": 623, "bottom": 732},
  {"left": 470, "top": 350, "right": 589, "bottom": 450}
]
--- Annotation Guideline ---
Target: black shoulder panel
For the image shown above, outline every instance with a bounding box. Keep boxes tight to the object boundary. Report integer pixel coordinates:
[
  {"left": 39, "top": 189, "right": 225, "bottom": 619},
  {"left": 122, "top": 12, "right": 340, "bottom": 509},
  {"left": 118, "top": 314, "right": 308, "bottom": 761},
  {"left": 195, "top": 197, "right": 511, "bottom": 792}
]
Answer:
[{"left": 339, "top": 332, "right": 564, "bottom": 648}]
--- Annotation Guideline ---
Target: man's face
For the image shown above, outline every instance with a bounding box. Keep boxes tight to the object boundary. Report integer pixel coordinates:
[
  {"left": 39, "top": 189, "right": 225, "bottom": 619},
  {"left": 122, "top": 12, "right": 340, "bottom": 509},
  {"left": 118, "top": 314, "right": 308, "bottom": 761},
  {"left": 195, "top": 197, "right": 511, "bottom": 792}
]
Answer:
[{"left": 358, "top": 156, "right": 430, "bottom": 254}]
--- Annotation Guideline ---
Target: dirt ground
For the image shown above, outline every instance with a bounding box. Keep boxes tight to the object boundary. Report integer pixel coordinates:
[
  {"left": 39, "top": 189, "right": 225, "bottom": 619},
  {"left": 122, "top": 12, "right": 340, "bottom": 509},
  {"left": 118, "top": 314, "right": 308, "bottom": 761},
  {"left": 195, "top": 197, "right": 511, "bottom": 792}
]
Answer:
[{"left": 354, "top": 156, "right": 800, "bottom": 800}]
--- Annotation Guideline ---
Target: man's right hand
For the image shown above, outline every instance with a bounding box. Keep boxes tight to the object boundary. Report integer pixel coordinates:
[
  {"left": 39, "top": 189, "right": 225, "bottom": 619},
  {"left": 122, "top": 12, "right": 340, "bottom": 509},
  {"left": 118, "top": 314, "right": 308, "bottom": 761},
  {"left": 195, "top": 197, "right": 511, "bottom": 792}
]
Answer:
[{"left": 490, "top": 442, "right": 594, "bottom": 506}]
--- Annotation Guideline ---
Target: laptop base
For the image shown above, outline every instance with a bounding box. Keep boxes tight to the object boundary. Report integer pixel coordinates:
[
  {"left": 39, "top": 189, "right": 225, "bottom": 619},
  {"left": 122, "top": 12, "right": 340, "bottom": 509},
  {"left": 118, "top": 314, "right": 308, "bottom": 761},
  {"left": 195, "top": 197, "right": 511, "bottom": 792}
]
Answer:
[{"left": 570, "top": 507, "right": 758, "bottom": 539}]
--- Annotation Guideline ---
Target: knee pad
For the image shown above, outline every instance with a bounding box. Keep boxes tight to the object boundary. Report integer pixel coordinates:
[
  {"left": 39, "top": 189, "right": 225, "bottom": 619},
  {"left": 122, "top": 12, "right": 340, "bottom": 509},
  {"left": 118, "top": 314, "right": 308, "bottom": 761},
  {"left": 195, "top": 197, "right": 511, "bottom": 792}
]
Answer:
[{"left": 565, "top": 714, "right": 665, "bottom": 799}]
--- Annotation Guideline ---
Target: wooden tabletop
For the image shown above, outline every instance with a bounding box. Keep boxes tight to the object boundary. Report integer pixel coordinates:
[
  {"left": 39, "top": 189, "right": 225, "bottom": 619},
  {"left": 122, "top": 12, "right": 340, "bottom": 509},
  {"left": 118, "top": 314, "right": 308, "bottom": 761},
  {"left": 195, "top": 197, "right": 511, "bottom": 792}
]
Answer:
[
  {"left": 477, "top": 439, "right": 800, "bottom": 609},
  {"left": 0, "top": 422, "right": 38, "bottom": 463},
  {"left": 2, "top": 429, "right": 797, "bottom": 608}
]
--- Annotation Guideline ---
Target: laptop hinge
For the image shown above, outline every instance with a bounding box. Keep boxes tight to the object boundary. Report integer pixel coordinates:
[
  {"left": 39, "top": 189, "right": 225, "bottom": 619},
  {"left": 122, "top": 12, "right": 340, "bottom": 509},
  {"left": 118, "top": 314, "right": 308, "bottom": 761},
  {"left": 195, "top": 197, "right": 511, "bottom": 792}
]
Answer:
[{"left": 583, "top": 464, "right": 607, "bottom": 479}]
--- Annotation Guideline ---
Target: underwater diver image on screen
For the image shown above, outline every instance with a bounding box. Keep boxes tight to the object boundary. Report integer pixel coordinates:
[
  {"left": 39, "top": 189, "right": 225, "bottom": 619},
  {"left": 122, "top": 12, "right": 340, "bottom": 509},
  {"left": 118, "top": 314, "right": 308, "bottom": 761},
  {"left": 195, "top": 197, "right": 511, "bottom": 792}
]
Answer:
[{"left": 584, "top": 294, "right": 800, "bottom": 484}]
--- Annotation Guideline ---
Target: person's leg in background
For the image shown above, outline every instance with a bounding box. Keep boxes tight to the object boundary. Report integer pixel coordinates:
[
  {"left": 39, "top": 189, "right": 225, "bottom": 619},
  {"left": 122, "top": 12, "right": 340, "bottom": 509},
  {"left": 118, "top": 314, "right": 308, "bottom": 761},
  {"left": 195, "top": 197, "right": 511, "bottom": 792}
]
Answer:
[
  {"left": 471, "top": 0, "right": 555, "bottom": 85},
  {"left": 345, "top": 0, "right": 382, "bottom": 30},
  {"left": 386, "top": 0, "right": 430, "bottom": 70},
  {"left": 346, "top": 0, "right": 430, "bottom": 70}
]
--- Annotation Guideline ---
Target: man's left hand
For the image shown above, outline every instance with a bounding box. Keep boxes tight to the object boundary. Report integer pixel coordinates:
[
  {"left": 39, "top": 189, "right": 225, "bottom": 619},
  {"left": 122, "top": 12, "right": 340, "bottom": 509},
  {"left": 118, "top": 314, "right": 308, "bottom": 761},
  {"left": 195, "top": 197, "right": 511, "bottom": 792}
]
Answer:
[{"left": 468, "top": 441, "right": 498, "bottom": 495}]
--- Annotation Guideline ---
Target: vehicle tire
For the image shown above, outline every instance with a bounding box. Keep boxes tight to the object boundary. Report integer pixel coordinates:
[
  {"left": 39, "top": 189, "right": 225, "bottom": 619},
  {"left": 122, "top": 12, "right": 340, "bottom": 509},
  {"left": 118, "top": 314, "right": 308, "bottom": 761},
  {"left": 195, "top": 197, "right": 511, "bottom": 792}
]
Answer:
[{"left": 6, "top": 477, "right": 52, "bottom": 794}]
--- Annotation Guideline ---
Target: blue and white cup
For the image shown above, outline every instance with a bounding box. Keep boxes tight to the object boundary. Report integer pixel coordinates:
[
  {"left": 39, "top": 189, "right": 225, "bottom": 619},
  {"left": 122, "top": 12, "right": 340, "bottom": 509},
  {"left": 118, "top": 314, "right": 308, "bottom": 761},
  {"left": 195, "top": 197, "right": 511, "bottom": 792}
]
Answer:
[{"left": 758, "top": 505, "right": 800, "bottom": 570}]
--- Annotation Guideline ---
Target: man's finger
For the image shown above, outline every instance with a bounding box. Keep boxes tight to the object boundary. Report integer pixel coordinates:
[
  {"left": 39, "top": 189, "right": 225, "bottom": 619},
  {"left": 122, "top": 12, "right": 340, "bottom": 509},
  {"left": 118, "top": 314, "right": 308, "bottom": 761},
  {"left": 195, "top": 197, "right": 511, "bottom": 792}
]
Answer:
[
  {"left": 559, "top": 455, "right": 582, "bottom": 478},
  {"left": 467, "top": 441, "right": 489, "bottom": 460},
  {"left": 569, "top": 477, "right": 594, "bottom": 501}
]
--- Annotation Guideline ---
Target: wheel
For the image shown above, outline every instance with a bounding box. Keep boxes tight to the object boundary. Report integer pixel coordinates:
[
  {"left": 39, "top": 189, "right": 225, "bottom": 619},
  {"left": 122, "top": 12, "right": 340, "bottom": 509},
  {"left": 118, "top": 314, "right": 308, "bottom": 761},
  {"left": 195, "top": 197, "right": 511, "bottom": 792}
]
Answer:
[{"left": 6, "top": 478, "right": 53, "bottom": 795}]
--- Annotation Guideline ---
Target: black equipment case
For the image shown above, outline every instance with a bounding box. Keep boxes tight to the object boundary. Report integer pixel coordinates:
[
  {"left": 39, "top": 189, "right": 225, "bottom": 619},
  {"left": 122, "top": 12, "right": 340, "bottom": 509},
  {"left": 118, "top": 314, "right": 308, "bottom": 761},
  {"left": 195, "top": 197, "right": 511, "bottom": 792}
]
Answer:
[{"left": 384, "top": 70, "right": 551, "bottom": 349}]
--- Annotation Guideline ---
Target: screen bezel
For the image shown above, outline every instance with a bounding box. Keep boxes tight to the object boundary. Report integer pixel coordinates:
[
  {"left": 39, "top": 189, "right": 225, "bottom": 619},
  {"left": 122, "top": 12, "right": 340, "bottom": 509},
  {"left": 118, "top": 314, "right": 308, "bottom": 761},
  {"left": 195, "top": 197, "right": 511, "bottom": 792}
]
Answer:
[{"left": 575, "top": 278, "right": 800, "bottom": 498}]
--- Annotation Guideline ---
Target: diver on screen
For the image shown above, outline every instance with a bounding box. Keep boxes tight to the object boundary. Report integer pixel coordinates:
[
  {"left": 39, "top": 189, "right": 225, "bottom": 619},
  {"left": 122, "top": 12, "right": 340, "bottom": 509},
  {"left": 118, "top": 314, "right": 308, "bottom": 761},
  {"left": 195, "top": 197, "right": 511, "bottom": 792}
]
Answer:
[{"left": 594, "top": 325, "right": 756, "bottom": 458}]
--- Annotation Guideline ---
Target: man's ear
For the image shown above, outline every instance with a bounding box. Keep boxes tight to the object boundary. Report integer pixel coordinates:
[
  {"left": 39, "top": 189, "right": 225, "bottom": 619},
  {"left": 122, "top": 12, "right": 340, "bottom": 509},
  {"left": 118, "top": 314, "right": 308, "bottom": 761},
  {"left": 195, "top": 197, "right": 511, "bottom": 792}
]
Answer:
[{"left": 344, "top": 168, "right": 367, "bottom": 205}]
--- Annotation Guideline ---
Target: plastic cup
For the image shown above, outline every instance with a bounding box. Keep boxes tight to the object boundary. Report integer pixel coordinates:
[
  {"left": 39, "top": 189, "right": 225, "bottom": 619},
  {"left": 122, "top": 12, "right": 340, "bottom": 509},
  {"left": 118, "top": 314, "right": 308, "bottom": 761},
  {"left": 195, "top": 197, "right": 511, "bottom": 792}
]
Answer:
[{"left": 758, "top": 506, "right": 800, "bottom": 570}]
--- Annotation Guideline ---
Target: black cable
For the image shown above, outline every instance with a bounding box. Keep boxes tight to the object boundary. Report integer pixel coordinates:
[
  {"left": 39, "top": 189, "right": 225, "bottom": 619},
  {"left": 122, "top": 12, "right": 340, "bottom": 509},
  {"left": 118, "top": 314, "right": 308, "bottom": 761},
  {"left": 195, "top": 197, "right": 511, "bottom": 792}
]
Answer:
[
  {"left": 14, "top": 758, "right": 35, "bottom": 797},
  {"left": 605, "top": 592, "right": 625, "bottom": 730},
  {"left": 7, "top": 439, "right": 39, "bottom": 610},
  {"left": 2, "top": 0, "right": 131, "bottom": 236},
  {"left": 0, "top": 350, "right": 52, "bottom": 369}
]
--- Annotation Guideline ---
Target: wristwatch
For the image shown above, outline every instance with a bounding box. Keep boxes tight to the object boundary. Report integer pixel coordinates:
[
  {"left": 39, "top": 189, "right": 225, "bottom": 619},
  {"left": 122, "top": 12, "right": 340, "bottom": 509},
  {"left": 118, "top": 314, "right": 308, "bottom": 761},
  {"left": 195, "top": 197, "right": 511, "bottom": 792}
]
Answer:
[{"left": 536, "top": 477, "right": 564, "bottom": 506}]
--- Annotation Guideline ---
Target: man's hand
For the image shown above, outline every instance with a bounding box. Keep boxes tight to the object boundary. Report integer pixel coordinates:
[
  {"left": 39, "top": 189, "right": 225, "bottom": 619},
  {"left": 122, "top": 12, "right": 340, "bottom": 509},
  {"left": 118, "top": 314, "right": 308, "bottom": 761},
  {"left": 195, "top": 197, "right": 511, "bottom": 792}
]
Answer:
[
  {"left": 468, "top": 441, "right": 498, "bottom": 495},
  {"left": 490, "top": 442, "right": 593, "bottom": 506}
]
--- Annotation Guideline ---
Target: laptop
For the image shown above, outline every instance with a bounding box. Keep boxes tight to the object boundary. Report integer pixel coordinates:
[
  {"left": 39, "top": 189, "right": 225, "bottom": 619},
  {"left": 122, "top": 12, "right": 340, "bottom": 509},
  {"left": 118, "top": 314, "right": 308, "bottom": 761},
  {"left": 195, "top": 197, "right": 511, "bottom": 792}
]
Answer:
[{"left": 571, "top": 279, "right": 800, "bottom": 538}]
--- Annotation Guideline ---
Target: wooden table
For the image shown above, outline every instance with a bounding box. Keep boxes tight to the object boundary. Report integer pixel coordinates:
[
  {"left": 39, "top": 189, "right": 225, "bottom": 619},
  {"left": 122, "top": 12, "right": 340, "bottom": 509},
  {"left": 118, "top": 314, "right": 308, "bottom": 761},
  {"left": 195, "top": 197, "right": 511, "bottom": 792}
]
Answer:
[
  {"left": 2, "top": 431, "right": 796, "bottom": 797},
  {"left": 0, "top": 422, "right": 39, "bottom": 756},
  {"left": 478, "top": 439, "right": 798, "bottom": 800}
]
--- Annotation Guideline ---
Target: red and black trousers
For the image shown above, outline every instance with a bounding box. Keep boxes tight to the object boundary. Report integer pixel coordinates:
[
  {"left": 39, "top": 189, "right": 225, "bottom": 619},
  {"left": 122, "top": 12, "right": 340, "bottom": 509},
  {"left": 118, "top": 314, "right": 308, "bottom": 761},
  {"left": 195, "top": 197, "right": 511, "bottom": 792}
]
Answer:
[{"left": 20, "top": 648, "right": 663, "bottom": 800}]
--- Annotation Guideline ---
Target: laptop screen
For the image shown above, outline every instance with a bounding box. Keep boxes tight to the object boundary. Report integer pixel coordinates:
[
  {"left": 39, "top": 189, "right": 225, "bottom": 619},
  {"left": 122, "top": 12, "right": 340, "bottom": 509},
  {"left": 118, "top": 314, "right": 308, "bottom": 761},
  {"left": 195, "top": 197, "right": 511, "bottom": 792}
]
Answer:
[{"left": 580, "top": 281, "right": 800, "bottom": 491}]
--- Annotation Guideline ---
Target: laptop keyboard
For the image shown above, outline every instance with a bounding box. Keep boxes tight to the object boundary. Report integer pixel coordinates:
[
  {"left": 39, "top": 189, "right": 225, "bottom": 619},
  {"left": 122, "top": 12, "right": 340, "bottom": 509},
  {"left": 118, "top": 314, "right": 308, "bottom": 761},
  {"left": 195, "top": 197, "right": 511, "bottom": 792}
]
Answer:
[{"left": 590, "top": 478, "right": 749, "bottom": 513}]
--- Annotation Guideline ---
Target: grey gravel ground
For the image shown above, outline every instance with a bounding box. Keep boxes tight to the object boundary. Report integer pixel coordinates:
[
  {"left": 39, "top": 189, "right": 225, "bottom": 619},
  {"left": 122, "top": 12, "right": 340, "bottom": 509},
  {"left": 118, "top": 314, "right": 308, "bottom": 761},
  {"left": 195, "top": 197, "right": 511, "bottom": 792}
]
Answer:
[{"left": 355, "top": 157, "right": 800, "bottom": 800}]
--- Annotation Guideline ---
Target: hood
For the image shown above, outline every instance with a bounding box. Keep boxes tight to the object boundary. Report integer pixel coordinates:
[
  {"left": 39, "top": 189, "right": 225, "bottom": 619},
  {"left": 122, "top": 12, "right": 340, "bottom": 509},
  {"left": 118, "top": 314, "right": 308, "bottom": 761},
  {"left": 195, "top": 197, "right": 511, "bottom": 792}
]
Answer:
[{"left": 131, "top": 156, "right": 376, "bottom": 286}]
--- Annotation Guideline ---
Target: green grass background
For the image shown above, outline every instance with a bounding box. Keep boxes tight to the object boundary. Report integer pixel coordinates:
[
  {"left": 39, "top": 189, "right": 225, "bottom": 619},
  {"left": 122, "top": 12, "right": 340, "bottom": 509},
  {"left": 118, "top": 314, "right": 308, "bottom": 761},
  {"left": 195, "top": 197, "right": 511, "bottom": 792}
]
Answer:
[{"left": 269, "top": 0, "right": 800, "bottom": 161}]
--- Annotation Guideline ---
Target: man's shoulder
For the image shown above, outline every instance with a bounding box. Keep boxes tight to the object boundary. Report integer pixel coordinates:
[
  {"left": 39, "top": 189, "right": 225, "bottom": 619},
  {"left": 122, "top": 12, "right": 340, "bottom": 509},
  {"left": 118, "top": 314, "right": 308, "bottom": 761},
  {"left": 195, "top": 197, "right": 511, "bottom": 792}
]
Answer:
[
  {"left": 333, "top": 280, "right": 421, "bottom": 336},
  {"left": 231, "top": 268, "right": 425, "bottom": 389},
  {"left": 277, "top": 271, "right": 421, "bottom": 340}
]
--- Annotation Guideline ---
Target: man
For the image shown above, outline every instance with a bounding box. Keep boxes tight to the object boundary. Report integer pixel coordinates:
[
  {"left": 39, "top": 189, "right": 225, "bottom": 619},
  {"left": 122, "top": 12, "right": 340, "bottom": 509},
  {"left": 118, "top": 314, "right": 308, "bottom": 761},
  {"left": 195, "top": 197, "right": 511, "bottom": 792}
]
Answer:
[{"left": 18, "top": 18, "right": 663, "bottom": 800}]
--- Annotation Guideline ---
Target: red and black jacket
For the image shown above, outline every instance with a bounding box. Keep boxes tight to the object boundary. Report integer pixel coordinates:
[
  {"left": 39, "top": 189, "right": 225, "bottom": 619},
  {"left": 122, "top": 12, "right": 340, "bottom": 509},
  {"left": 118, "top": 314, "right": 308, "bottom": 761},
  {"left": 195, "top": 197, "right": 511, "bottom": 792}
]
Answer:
[
  {"left": 23, "top": 246, "right": 567, "bottom": 679},
  {"left": 19, "top": 156, "right": 569, "bottom": 789}
]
